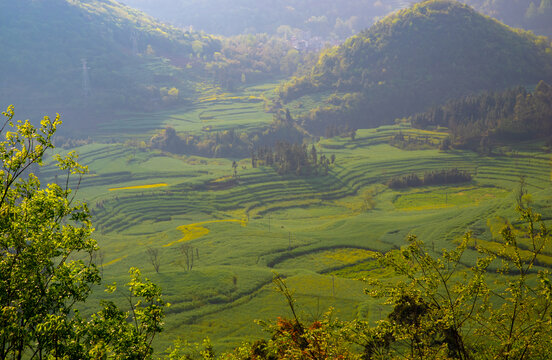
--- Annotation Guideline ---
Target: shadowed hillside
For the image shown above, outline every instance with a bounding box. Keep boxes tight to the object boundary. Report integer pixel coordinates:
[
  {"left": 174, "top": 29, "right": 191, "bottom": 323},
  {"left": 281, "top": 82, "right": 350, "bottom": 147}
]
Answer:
[
  {"left": 0, "top": 0, "right": 220, "bottom": 120},
  {"left": 278, "top": 0, "right": 552, "bottom": 133}
]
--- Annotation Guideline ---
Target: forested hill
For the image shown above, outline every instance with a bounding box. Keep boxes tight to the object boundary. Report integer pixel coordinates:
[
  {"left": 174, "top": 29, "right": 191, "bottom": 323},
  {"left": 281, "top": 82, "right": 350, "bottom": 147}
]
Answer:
[
  {"left": 0, "top": 0, "right": 219, "bottom": 120},
  {"left": 279, "top": 0, "right": 552, "bottom": 132},
  {"left": 411, "top": 80, "right": 552, "bottom": 148}
]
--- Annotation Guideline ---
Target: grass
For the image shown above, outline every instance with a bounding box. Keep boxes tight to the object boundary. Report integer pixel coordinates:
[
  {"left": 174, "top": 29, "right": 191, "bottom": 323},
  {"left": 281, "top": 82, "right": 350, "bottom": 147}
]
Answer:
[
  {"left": 46, "top": 81, "right": 552, "bottom": 353},
  {"left": 393, "top": 186, "right": 509, "bottom": 211},
  {"left": 274, "top": 248, "right": 377, "bottom": 273},
  {"left": 92, "top": 81, "right": 279, "bottom": 143}
]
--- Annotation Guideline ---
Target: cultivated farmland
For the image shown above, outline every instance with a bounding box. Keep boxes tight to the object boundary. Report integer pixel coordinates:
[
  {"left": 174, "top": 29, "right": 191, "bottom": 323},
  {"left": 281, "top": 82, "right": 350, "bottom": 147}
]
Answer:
[{"left": 46, "top": 81, "right": 552, "bottom": 352}]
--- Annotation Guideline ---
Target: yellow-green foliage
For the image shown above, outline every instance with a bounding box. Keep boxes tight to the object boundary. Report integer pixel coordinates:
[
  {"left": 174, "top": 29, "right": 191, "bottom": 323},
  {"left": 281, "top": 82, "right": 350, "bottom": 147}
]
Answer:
[
  {"left": 103, "top": 255, "right": 128, "bottom": 267},
  {"left": 469, "top": 237, "right": 552, "bottom": 267},
  {"left": 164, "top": 219, "right": 247, "bottom": 247},
  {"left": 487, "top": 216, "right": 510, "bottom": 240},
  {"left": 109, "top": 183, "right": 168, "bottom": 191}
]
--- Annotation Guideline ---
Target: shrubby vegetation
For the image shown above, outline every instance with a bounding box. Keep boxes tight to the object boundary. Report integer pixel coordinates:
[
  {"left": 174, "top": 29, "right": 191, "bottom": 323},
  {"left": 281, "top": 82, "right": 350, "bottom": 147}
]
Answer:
[
  {"left": 387, "top": 168, "right": 473, "bottom": 189},
  {"left": 0, "top": 106, "right": 167, "bottom": 358},
  {"left": 204, "top": 35, "right": 317, "bottom": 90},
  {"left": 358, "top": 207, "right": 552, "bottom": 359},
  {"left": 411, "top": 80, "right": 552, "bottom": 150},
  {"left": 251, "top": 142, "right": 334, "bottom": 176},
  {"left": 280, "top": 0, "right": 552, "bottom": 131},
  {"left": 165, "top": 207, "right": 552, "bottom": 359}
]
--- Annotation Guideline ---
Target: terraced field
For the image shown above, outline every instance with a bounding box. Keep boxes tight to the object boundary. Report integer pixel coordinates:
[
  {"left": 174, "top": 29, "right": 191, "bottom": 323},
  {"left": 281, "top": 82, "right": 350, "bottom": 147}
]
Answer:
[{"left": 44, "top": 82, "right": 552, "bottom": 353}]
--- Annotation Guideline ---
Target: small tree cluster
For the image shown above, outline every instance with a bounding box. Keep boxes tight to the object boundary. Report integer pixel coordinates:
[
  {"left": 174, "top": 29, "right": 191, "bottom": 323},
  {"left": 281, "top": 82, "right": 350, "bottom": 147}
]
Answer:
[
  {"left": 388, "top": 168, "right": 472, "bottom": 189},
  {"left": 251, "top": 142, "right": 333, "bottom": 176},
  {"left": 150, "top": 118, "right": 306, "bottom": 159},
  {"left": 389, "top": 131, "right": 440, "bottom": 150},
  {"left": 324, "top": 124, "right": 356, "bottom": 139},
  {"left": 411, "top": 81, "right": 552, "bottom": 148},
  {"left": 179, "top": 244, "right": 197, "bottom": 271}
]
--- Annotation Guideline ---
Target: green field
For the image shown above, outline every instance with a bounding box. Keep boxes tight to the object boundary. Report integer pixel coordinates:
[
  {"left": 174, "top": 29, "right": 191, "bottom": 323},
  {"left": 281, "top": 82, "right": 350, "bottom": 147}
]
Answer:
[{"left": 44, "top": 81, "right": 552, "bottom": 354}]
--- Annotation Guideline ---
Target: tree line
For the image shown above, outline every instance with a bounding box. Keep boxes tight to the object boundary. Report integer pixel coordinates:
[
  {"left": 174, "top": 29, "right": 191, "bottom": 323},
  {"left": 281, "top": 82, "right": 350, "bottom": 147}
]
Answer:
[
  {"left": 251, "top": 142, "right": 335, "bottom": 176},
  {"left": 388, "top": 168, "right": 472, "bottom": 189},
  {"left": 411, "top": 80, "right": 552, "bottom": 150},
  {"left": 150, "top": 112, "right": 306, "bottom": 158}
]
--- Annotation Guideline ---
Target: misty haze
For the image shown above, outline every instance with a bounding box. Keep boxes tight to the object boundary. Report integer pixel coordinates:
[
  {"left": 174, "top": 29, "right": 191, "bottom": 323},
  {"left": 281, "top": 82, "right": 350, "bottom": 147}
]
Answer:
[{"left": 1, "top": 0, "right": 552, "bottom": 358}]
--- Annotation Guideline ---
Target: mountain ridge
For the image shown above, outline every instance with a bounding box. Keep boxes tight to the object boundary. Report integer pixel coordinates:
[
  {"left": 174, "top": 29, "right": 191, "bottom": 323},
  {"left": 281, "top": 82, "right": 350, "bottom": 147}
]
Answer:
[{"left": 279, "top": 0, "right": 552, "bottom": 132}]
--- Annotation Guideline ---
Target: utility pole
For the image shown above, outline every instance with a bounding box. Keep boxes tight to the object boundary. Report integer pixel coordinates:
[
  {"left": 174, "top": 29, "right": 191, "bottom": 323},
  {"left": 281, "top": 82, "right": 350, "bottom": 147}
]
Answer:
[{"left": 81, "top": 58, "right": 91, "bottom": 99}]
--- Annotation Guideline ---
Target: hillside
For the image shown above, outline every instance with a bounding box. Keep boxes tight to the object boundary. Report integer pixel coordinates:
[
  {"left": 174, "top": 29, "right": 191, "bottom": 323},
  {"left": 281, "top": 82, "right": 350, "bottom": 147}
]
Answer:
[
  {"left": 411, "top": 80, "right": 552, "bottom": 149},
  {"left": 0, "top": 0, "right": 220, "bottom": 121},
  {"left": 279, "top": 0, "right": 552, "bottom": 133}
]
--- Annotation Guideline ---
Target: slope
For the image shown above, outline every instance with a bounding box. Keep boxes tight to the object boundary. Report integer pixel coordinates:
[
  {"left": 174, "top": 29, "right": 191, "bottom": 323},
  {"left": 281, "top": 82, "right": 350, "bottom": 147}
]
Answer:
[
  {"left": 0, "top": 0, "right": 220, "bottom": 121},
  {"left": 279, "top": 0, "right": 552, "bottom": 132}
]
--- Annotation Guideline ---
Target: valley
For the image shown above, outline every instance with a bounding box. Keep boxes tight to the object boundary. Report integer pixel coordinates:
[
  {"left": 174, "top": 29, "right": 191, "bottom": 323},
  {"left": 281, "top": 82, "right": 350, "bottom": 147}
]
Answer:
[
  {"left": 44, "top": 80, "right": 552, "bottom": 352},
  {"left": 2, "top": 0, "right": 552, "bottom": 358}
]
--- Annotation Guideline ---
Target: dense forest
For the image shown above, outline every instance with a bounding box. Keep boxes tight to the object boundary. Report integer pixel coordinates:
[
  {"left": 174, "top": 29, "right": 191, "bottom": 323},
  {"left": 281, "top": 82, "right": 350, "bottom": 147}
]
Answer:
[
  {"left": 279, "top": 0, "right": 552, "bottom": 133},
  {"left": 411, "top": 80, "right": 552, "bottom": 150}
]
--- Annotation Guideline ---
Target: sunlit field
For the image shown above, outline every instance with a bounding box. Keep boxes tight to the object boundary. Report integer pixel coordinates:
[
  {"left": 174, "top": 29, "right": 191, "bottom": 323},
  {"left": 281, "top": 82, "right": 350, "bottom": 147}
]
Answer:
[{"left": 43, "top": 81, "right": 552, "bottom": 353}]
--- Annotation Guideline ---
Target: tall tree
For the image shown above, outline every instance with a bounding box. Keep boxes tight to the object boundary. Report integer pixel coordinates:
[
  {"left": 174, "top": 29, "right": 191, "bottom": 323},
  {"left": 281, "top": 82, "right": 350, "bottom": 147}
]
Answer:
[{"left": 0, "top": 105, "right": 166, "bottom": 359}]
